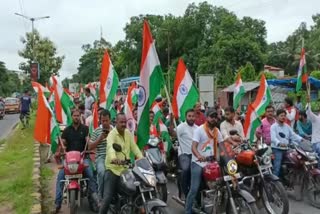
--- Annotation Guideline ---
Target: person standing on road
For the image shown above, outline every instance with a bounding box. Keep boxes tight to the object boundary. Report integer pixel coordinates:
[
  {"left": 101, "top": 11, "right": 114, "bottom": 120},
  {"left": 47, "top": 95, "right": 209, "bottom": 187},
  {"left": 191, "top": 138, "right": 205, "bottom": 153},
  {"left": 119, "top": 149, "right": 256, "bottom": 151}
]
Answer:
[
  {"left": 20, "top": 89, "right": 31, "bottom": 129},
  {"left": 99, "top": 113, "right": 143, "bottom": 213},
  {"left": 89, "top": 110, "right": 113, "bottom": 202},
  {"left": 185, "top": 109, "right": 223, "bottom": 214},
  {"left": 176, "top": 109, "right": 198, "bottom": 199},
  {"left": 54, "top": 109, "right": 99, "bottom": 213},
  {"left": 85, "top": 87, "right": 95, "bottom": 111}
]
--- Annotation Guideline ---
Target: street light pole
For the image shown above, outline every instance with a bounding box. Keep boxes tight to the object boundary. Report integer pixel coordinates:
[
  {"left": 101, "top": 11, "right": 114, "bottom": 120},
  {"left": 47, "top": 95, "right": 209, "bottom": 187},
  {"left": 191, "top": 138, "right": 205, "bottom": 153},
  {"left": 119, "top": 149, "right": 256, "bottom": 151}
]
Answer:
[{"left": 14, "top": 13, "right": 50, "bottom": 61}]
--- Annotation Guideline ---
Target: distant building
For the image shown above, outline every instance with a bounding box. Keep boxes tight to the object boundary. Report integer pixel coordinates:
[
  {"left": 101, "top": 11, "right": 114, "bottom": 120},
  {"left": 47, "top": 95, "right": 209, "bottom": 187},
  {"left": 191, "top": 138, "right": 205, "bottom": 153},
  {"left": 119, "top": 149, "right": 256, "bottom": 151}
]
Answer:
[{"left": 264, "top": 65, "right": 284, "bottom": 78}]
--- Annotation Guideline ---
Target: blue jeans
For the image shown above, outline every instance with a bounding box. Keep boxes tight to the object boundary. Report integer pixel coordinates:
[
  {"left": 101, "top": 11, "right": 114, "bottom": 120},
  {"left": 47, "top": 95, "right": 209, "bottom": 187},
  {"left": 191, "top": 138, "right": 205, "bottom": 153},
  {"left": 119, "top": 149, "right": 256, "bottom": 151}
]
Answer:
[
  {"left": 178, "top": 154, "right": 192, "bottom": 197},
  {"left": 312, "top": 142, "right": 320, "bottom": 167},
  {"left": 185, "top": 162, "right": 203, "bottom": 214},
  {"left": 99, "top": 170, "right": 120, "bottom": 214},
  {"left": 55, "top": 159, "right": 98, "bottom": 206},
  {"left": 272, "top": 148, "right": 285, "bottom": 177},
  {"left": 96, "top": 156, "right": 106, "bottom": 200}
]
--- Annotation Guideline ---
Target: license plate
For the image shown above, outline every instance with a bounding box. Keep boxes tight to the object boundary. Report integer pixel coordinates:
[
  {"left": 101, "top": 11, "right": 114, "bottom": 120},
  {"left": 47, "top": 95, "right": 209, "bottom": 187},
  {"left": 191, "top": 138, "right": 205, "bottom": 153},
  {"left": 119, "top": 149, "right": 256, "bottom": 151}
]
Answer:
[
  {"left": 305, "top": 160, "right": 318, "bottom": 166},
  {"left": 224, "top": 173, "right": 241, "bottom": 181},
  {"left": 65, "top": 174, "right": 82, "bottom": 179}
]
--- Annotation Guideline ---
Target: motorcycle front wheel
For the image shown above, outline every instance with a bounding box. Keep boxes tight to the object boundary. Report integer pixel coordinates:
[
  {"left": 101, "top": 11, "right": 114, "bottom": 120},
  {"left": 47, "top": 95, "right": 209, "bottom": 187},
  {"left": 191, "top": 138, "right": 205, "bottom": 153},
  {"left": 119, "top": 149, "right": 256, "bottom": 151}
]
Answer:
[
  {"left": 69, "top": 190, "right": 77, "bottom": 214},
  {"left": 157, "top": 184, "right": 168, "bottom": 202},
  {"left": 261, "top": 180, "right": 289, "bottom": 214},
  {"left": 226, "top": 195, "right": 259, "bottom": 214},
  {"left": 304, "top": 174, "right": 320, "bottom": 208}
]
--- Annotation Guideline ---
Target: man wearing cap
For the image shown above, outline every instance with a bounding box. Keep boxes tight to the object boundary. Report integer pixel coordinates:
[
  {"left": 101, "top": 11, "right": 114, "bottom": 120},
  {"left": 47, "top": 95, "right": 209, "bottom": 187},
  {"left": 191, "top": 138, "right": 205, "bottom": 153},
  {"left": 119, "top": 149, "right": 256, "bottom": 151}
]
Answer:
[{"left": 185, "top": 109, "right": 223, "bottom": 214}]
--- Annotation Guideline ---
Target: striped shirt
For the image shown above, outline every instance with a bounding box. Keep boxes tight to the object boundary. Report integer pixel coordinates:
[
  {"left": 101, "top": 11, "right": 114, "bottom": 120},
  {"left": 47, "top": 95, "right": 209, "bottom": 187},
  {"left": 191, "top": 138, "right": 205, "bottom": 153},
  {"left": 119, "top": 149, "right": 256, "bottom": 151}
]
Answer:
[{"left": 90, "top": 125, "right": 113, "bottom": 159}]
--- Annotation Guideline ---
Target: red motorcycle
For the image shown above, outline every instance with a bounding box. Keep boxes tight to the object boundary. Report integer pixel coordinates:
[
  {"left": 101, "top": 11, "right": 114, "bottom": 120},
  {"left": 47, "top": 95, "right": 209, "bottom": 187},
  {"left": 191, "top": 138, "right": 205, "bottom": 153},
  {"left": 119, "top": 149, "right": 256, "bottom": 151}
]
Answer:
[
  {"left": 59, "top": 150, "right": 98, "bottom": 214},
  {"left": 280, "top": 141, "right": 320, "bottom": 208}
]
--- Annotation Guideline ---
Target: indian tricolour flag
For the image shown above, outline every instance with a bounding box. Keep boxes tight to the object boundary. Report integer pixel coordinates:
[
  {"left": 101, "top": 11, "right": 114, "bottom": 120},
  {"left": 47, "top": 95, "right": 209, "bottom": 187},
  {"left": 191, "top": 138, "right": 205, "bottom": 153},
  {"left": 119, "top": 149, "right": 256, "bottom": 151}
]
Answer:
[
  {"left": 137, "top": 20, "right": 164, "bottom": 149},
  {"left": 99, "top": 51, "right": 119, "bottom": 110},
  {"left": 172, "top": 58, "right": 199, "bottom": 122},
  {"left": 243, "top": 74, "right": 272, "bottom": 143},
  {"left": 296, "top": 48, "right": 308, "bottom": 92},
  {"left": 125, "top": 82, "right": 138, "bottom": 134},
  {"left": 32, "top": 82, "right": 60, "bottom": 153},
  {"left": 89, "top": 102, "right": 99, "bottom": 135},
  {"left": 32, "top": 81, "right": 51, "bottom": 98},
  {"left": 151, "top": 101, "right": 164, "bottom": 124},
  {"left": 50, "top": 76, "right": 74, "bottom": 125},
  {"left": 233, "top": 73, "right": 245, "bottom": 110}
]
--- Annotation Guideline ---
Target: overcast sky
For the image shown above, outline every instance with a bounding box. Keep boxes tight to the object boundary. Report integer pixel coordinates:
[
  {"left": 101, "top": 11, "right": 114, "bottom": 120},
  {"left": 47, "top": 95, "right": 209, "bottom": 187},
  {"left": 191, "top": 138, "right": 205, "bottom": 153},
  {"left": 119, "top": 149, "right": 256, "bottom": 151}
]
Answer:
[{"left": 1, "top": 0, "right": 319, "bottom": 80}]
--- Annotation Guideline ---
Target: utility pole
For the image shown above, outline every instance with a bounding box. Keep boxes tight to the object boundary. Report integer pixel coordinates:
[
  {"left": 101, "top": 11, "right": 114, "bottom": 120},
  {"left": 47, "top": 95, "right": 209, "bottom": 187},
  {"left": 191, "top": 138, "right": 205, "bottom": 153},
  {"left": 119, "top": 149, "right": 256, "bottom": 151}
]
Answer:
[{"left": 14, "top": 13, "right": 50, "bottom": 61}]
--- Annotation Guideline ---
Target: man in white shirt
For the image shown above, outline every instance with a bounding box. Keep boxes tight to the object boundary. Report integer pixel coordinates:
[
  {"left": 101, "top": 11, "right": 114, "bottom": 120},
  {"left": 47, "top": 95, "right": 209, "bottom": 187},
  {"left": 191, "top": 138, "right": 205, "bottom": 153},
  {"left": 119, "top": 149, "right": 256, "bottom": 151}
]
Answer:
[
  {"left": 306, "top": 96, "right": 320, "bottom": 162},
  {"left": 85, "top": 87, "right": 95, "bottom": 111},
  {"left": 177, "top": 109, "right": 198, "bottom": 198},
  {"left": 185, "top": 109, "right": 223, "bottom": 214},
  {"left": 220, "top": 106, "right": 244, "bottom": 146}
]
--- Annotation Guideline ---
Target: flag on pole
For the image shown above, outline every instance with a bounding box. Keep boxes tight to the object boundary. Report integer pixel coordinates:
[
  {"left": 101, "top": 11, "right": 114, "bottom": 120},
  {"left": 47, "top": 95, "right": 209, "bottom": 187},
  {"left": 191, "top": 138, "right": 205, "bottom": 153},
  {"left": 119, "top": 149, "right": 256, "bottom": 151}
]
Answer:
[
  {"left": 99, "top": 51, "right": 119, "bottom": 110},
  {"left": 233, "top": 73, "right": 245, "bottom": 110},
  {"left": 243, "top": 74, "right": 272, "bottom": 142},
  {"left": 89, "top": 102, "right": 99, "bottom": 135},
  {"left": 32, "top": 81, "right": 51, "bottom": 98},
  {"left": 151, "top": 101, "right": 164, "bottom": 124},
  {"left": 296, "top": 48, "right": 308, "bottom": 92},
  {"left": 172, "top": 58, "right": 199, "bottom": 121},
  {"left": 32, "top": 82, "right": 60, "bottom": 152},
  {"left": 124, "top": 82, "right": 138, "bottom": 134},
  {"left": 137, "top": 20, "right": 165, "bottom": 149},
  {"left": 50, "top": 76, "right": 74, "bottom": 125}
]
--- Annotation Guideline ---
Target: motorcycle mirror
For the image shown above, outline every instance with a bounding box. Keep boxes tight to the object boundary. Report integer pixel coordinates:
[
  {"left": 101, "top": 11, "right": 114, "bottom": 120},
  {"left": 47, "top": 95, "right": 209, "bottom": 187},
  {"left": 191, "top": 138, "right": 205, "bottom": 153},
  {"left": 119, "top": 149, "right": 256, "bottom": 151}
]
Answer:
[
  {"left": 229, "top": 130, "right": 238, "bottom": 136},
  {"left": 113, "top": 144, "right": 122, "bottom": 152}
]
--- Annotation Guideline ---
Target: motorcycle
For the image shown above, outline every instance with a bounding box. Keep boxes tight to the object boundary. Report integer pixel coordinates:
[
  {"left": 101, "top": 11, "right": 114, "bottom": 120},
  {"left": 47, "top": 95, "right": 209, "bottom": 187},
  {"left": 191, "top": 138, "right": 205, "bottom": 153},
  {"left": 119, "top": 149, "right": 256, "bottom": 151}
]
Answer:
[
  {"left": 235, "top": 139, "right": 289, "bottom": 214},
  {"left": 144, "top": 135, "right": 168, "bottom": 202},
  {"left": 59, "top": 150, "right": 98, "bottom": 214},
  {"left": 172, "top": 141, "right": 259, "bottom": 214},
  {"left": 109, "top": 143, "right": 169, "bottom": 213},
  {"left": 280, "top": 140, "right": 320, "bottom": 208}
]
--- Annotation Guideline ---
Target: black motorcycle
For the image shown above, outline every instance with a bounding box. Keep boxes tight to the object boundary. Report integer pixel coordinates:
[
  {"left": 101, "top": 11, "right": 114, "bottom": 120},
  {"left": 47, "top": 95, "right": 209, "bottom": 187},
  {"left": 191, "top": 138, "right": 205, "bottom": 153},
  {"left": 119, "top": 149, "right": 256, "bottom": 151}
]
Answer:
[
  {"left": 109, "top": 144, "right": 168, "bottom": 214},
  {"left": 144, "top": 135, "right": 168, "bottom": 202}
]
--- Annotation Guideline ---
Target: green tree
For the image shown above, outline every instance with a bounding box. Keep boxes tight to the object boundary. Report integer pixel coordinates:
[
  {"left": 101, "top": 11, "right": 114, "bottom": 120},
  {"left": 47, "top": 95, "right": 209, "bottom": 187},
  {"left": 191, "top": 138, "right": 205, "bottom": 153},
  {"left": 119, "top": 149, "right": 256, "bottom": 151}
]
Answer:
[
  {"left": 18, "top": 30, "right": 64, "bottom": 84},
  {"left": 239, "top": 62, "right": 256, "bottom": 82},
  {"left": 0, "top": 61, "right": 22, "bottom": 96},
  {"left": 77, "top": 38, "right": 112, "bottom": 83},
  {"left": 310, "top": 70, "right": 320, "bottom": 79},
  {"left": 257, "top": 72, "right": 277, "bottom": 80}
]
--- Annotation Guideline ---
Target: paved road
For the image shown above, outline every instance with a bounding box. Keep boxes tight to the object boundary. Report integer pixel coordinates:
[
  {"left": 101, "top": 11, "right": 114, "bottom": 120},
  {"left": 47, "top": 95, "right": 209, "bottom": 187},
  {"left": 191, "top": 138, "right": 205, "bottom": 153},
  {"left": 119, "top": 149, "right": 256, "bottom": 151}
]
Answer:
[
  {"left": 0, "top": 113, "right": 19, "bottom": 140},
  {"left": 57, "top": 178, "right": 319, "bottom": 214}
]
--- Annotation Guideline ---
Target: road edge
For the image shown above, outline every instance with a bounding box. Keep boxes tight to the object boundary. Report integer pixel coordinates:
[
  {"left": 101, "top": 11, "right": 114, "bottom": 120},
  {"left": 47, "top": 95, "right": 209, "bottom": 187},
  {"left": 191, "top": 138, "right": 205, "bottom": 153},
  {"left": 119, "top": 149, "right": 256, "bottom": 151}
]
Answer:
[
  {"left": 31, "top": 141, "right": 42, "bottom": 214},
  {"left": 0, "top": 121, "right": 19, "bottom": 152}
]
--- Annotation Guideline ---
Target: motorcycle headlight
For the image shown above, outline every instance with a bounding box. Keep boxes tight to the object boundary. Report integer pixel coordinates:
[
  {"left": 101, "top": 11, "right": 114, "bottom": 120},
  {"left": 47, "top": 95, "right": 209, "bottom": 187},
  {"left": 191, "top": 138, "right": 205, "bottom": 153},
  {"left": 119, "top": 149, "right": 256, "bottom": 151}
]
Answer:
[
  {"left": 68, "top": 163, "right": 79, "bottom": 173},
  {"left": 262, "top": 155, "right": 271, "bottom": 165},
  {"left": 226, "top": 160, "right": 238, "bottom": 175},
  {"left": 144, "top": 173, "right": 157, "bottom": 187}
]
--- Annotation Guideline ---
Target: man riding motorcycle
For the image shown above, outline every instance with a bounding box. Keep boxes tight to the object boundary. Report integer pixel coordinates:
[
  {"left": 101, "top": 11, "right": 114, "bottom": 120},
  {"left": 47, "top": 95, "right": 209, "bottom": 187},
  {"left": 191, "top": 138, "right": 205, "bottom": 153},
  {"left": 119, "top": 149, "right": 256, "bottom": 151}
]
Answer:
[
  {"left": 185, "top": 109, "right": 223, "bottom": 214},
  {"left": 256, "top": 105, "right": 276, "bottom": 145},
  {"left": 99, "top": 113, "right": 143, "bottom": 214},
  {"left": 271, "top": 109, "right": 307, "bottom": 176},
  {"left": 55, "top": 109, "right": 99, "bottom": 213}
]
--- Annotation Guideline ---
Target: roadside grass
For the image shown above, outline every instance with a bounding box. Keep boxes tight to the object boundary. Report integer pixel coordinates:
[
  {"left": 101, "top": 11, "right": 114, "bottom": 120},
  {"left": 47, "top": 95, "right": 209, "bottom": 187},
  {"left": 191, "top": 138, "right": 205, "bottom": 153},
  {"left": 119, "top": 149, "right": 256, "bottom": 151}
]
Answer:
[
  {"left": 0, "top": 139, "right": 5, "bottom": 146},
  {"left": 0, "top": 116, "right": 35, "bottom": 214},
  {"left": 40, "top": 164, "right": 54, "bottom": 214}
]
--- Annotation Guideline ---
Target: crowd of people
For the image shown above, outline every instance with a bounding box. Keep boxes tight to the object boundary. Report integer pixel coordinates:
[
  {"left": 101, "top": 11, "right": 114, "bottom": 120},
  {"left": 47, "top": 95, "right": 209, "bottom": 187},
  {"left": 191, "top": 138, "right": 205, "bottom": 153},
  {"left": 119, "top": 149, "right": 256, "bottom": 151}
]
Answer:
[{"left": 53, "top": 87, "right": 320, "bottom": 213}]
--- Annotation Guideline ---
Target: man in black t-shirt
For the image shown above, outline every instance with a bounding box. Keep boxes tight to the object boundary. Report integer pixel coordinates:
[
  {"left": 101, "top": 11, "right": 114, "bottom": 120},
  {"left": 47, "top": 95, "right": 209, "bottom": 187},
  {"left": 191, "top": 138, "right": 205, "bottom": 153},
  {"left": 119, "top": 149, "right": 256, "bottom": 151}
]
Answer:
[{"left": 54, "top": 109, "right": 98, "bottom": 213}]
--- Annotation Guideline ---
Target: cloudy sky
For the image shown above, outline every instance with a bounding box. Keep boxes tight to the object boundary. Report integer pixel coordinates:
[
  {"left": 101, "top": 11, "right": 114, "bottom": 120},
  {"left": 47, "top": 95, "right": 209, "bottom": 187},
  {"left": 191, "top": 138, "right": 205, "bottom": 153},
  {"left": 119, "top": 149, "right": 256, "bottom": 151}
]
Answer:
[{"left": 1, "top": 0, "right": 319, "bottom": 80}]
